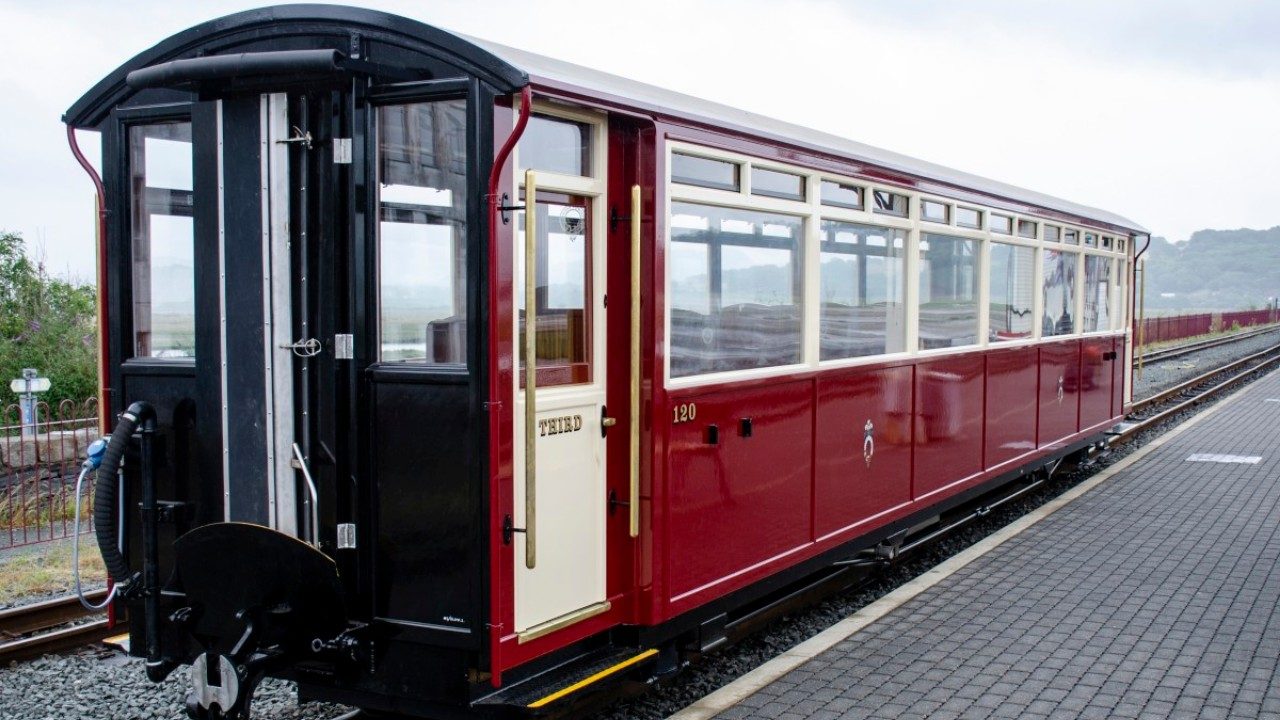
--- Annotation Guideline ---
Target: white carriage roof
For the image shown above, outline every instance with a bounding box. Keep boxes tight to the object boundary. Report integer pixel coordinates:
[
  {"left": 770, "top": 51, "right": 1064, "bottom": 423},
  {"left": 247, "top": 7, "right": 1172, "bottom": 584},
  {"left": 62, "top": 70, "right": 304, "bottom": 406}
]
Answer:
[{"left": 467, "top": 35, "right": 1147, "bottom": 234}]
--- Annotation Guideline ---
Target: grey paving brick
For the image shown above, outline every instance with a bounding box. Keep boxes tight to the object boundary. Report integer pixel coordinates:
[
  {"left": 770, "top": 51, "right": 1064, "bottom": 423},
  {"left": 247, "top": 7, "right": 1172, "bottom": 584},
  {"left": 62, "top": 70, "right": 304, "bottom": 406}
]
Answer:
[{"left": 710, "top": 370, "right": 1280, "bottom": 720}]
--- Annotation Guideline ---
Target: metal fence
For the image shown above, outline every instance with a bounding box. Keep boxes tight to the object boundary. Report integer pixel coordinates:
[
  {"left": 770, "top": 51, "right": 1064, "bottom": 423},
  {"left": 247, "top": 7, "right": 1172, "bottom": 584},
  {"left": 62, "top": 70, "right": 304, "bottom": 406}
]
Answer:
[
  {"left": 1139, "top": 309, "right": 1279, "bottom": 346},
  {"left": 1, "top": 398, "right": 100, "bottom": 549}
]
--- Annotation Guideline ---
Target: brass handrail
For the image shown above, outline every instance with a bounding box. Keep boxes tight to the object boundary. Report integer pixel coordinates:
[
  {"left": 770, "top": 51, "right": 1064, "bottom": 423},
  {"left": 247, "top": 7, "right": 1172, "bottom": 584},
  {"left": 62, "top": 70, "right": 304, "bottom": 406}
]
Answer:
[{"left": 524, "top": 169, "right": 538, "bottom": 569}]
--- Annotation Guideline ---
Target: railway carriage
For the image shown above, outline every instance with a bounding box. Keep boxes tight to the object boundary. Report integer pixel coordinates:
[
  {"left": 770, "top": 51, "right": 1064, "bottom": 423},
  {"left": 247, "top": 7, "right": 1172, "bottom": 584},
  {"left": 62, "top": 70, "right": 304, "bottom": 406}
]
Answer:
[{"left": 64, "top": 6, "right": 1147, "bottom": 718}]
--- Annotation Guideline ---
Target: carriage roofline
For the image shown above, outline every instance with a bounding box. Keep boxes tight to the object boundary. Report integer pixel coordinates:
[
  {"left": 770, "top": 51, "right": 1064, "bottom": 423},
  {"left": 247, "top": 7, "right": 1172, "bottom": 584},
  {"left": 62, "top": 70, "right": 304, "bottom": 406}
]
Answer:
[{"left": 64, "top": 3, "right": 1146, "bottom": 234}]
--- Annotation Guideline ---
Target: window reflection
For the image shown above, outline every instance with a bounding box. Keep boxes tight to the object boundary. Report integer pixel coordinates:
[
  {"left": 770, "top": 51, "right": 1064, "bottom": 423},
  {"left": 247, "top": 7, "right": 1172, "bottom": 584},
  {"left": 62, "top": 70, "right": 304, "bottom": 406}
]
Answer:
[
  {"left": 1043, "top": 250, "right": 1077, "bottom": 336},
  {"left": 819, "top": 221, "right": 906, "bottom": 360},
  {"left": 519, "top": 114, "right": 591, "bottom": 176},
  {"left": 518, "top": 194, "right": 592, "bottom": 386},
  {"left": 669, "top": 202, "right": 803, "bottom": 377},
  {"left": 918, "top": 234, "right": 979, "bottom": 349},
  {"left": 377, "top": 100, "right": 468, "bottom": 364},
  {"left": 989, "top": 243, "right": 1035, "bottom": 341},
  {"left": 1083, "top": 255, "right": 1112, "bottom": 332},
  {"left": 129, "top": 122, "right": 194, "bottom": 359}
]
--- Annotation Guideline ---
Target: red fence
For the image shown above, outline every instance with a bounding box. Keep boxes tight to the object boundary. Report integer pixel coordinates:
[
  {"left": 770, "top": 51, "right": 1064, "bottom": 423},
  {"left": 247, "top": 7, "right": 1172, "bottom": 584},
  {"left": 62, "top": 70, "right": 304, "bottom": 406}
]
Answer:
[
  {"left": 1139, "top": 309, "right": 1279, "bottom": 345},
  {"left": 1, "top": 398, "right": 99, "bottom": 549}
]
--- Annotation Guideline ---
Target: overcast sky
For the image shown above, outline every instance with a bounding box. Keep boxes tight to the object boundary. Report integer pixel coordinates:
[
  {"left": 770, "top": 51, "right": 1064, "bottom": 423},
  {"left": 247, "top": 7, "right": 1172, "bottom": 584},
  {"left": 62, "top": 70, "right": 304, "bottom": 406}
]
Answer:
[{"left": 3, "top": 0, "right": 1278, "bottom": 281}]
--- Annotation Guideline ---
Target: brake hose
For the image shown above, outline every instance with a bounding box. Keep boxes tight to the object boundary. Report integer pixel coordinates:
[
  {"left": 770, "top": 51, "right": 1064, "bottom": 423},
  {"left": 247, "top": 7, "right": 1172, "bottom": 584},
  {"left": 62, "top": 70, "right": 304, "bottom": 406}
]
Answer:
[
  {"left": 93, "top": 402, "right": 153, "bottom": 594},
  {"left": 72, "top": 439, "right": 113, "bottom": 610}
]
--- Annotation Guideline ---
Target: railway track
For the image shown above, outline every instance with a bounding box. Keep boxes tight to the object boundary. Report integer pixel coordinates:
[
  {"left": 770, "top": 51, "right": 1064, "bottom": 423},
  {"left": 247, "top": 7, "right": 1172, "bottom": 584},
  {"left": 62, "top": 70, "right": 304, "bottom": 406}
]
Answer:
[
  {"left": 0, "top": 589, "right": 120, "bottom": 664},
  {"left": 1112, "top": 341, "right": 1280, "bottom": 445},
  {"left": 1137, "top": 324, "right": 1279, "bottom": 364}
]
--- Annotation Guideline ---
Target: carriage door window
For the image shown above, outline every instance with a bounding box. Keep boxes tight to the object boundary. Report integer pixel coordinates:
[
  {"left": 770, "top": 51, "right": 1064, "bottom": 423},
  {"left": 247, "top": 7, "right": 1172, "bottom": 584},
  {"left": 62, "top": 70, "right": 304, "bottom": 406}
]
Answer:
[
  {"left": 518, "top": 193, "right": 592, "bottom": 386},
  {"left": 129, "top": 122, "right": 194, "bottom": 358},
  {"left": 377, "top": 99, "right": 468, "bottom": 364}
]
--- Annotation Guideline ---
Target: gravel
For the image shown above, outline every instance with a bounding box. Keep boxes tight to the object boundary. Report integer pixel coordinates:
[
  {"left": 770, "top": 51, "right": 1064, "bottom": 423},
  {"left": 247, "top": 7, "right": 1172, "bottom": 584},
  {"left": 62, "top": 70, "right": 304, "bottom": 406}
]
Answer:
[
  {"left": 2, "top": 347, "right": 1270, "bottom": 720},
  {"left": 1133, "top": 327, "right": 1280, "bottom": 400}
]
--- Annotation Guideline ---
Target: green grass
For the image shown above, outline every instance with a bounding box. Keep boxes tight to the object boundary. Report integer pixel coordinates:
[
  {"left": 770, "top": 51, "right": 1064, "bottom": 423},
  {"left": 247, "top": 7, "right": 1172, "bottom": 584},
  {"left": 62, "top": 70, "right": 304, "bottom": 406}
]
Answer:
[{"left": 0, "top": 540, "right": 106, "bottom": 605}]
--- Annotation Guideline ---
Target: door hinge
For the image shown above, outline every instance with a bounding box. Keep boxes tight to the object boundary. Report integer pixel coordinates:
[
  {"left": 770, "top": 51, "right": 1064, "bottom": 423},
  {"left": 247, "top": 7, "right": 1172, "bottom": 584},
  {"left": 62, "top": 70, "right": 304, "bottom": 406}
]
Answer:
[
  {"left": 335, "top": 334, "right": 354, "bottom": 360},
  {"left": 333, "top": 138, "right": 352, "bottom": 164}
]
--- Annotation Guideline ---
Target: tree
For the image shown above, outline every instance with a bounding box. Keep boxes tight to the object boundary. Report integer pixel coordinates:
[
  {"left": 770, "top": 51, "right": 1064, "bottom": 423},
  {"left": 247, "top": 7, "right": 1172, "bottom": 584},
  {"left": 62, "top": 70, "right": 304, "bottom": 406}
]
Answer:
[{"left": 0, "top": 231, "right": 98, "bottom": 409}]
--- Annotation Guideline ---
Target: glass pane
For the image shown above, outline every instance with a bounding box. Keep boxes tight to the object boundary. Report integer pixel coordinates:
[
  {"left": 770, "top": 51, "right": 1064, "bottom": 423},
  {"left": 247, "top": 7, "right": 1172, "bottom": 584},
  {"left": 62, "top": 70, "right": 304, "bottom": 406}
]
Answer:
[
  {"left": 519, "top": 114, "right": 591, "bottom": 176},
  {"left": 819, "top": 221, "right": 907, "bottom": 360},
  {"left": 671, "top": 152, "right": 739, "bottom": 191},
  {"left": 820, "top": 180, "right": 863, "bottom": 209},
  {"left": 752, "top": 167, "right": 805, "bottom": 200},
  {"left": 988, "top": 242, "right": 1035, "bottom": 342},
  {"left": 1063, "top": 229, "right": 1078, "bottom": 245},
  {"left": 918, "top": 234, "right": 979, "bottom": 349},
  {"left": 669, "top": 202, "right": 802, "bottom": 377},
  {"left": 989, "top": 214, "right": 1013, "bottom": 234},
  {"left": 129, "top": 122, "right": 194, "bottom": 359},
  {"left": 1018, "top": 219, "right": 1037, "bottom": 238},
  {"left": 518, "top": 194, "right": 592, "bottom": 385},
  {"left": 872, "top": 190, "right": 907, "bottom": 217},
  {"left": 1043, "top": 250, "right": 1077, "bottom": 336},
  {"left": 1083, "top": 255, "right": 1112, "bottom": 332},
  {"left": 1045, "top": 225, "right": 1061, "bottom": 243},
  {"left": 922, "top": 200, "right": 949, "bottom": 223},
  {"left": 378, "top": 100, "right": 468, "bottom": 363},
  {"left": 1084, "top": 232, "right": 1098, "bottom": 247},
  {"left": 1114, "top": 260, "right": 1128, "bottom": 330},
  {"left": 956, "top": 206, "right": 982, "bottom": 228}
]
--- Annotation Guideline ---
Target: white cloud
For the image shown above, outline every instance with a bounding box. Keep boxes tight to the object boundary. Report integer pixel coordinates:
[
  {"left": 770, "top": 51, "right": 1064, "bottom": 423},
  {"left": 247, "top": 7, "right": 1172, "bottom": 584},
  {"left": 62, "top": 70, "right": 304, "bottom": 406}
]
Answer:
[{"left": 1, "top": 0, "right": 1276, "bottom": 279}]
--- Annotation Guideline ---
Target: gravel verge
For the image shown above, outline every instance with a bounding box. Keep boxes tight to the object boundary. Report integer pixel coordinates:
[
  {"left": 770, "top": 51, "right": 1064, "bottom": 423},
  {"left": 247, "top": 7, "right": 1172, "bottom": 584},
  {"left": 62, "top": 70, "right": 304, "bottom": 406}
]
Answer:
[{"left": 1133, "top": 327, "right": 1280, "bottom": 399}]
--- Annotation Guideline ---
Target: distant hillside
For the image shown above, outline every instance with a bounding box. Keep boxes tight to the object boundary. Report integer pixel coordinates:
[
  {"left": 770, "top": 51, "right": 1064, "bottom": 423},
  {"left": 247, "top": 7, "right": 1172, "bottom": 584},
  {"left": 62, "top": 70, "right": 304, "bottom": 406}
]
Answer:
[{"left": 1142, "top": 227, "right": 1280, "bottom": 311}]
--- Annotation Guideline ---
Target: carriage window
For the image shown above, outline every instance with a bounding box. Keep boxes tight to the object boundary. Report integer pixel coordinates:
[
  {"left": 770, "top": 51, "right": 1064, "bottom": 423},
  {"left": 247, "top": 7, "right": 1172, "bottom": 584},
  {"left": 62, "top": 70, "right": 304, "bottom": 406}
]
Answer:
[
  {"left": 1063, "top": 229, "right": 1078, "bottom": 245},
  {"left": 1083, "top": 232, "right": 1098, "bottom": 247},
  {"left": 918, "top": 234, "right": 979, "bottom": 349},
  {"left": 820, "top": 180, "right": 863, "bottom": 210},
  {"left": 518, "top": 193, "right": 592, "bottom": 385},
  {"left": 129, "top": 122, "right": 194, "bottom": 359},
  {"left": 1114, "top": 260, "right": 1128, "bottom": 330},
  {"left": 669, "top": 202, "right": 803, "bottom": 377},
  {"left": 1045, "top": 225, "right": 1061, "bottom": 243},
  {"left": 872, "top": 190, "right": 908, "bottom": 217},
  {"left": 519, "top": 114, "right": 592, "bottom": 177},
  {"left": 921, "top": 200, "right": 950, "bottom": 224},
  {"left": 671, "top": 153, "right": 740, "bottom": 191},
  {"left": 377, "top": 100, "right": 468, "bottom": 364},
  {"left": 956, "top": 206, "right": 982, "bottom": 229},
  {"left": 819, "top": 221, "right": 907, "bottom": 360},
  {"left": 1018, "top": 219, "right": 1037, "bottom": 238},
  {"left": 989, "top": 214, "right": 1013, "bottom": 235},
  {"left": 1083, "top": 255, "right": 1112, "bottom": 332},
  {"left": 988, "top": 243, "right": 1035, "bottom": 342},
  {"left": 752, "top": 167, "right": 805, "bottom": 201},
  {"left": 1043, "top": 250, "right": 1077, "bottom": 336}
]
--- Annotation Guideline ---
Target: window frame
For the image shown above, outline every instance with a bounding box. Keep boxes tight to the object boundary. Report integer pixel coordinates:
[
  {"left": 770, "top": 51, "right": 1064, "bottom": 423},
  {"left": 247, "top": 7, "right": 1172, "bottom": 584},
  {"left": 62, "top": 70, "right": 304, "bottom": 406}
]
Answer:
[
  {"left": 662, "top": 140, "right": 1133, "bottom": 389},
  {"left": 121, "top": 107, "right": 197, "bottom": 365}
]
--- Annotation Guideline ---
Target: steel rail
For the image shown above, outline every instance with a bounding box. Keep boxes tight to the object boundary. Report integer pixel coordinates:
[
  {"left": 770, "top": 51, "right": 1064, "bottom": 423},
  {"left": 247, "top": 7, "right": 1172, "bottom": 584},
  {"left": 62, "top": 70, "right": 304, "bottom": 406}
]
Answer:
[
  {"left": 0, "top": 590, "right": 121, "bottom": 664},
  {"left": 1139, "top": 325, "right": 1279, "bottom": 364},
  {"left": 1113, "top": 343, "right": 1280, "bottom": 445}
]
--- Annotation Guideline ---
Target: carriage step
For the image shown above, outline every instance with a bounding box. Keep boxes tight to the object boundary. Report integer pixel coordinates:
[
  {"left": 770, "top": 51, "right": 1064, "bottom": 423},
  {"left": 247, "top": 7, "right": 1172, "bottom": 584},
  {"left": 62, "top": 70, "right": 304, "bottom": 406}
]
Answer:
[{"left": 476, "top": 647, "right": 659, "bottom": 714}]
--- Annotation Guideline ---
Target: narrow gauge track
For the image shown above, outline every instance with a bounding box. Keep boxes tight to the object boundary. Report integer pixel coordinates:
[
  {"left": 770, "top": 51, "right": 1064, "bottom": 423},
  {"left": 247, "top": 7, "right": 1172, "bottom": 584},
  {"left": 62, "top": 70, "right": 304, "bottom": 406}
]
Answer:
[
  {"left": 1138, "top": 324, "right": 1279, "bottom": 364},
  {"left": 0, "top": 590, "right": 120, "bottom": 664}
]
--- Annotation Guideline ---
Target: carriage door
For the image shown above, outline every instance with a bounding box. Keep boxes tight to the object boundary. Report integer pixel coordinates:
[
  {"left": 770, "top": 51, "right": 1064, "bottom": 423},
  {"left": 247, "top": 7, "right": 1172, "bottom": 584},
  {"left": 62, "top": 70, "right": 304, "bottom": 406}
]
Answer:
[
  {"left": 216, "top": 88, "right": 347, "bottom": 544},
  {"left": 513, "top": 111, "right": 612, "bottom": 638}
]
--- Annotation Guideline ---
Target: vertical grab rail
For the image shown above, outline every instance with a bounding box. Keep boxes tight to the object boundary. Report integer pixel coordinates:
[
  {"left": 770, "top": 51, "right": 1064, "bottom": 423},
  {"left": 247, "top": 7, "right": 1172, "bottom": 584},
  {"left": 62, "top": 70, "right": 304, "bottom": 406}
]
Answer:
[
  {"left": 629, "top": 185, "right": 642, "bottom": 538},
  {"left": 524, "top": 169, "right": 538, "bottom": 569}
]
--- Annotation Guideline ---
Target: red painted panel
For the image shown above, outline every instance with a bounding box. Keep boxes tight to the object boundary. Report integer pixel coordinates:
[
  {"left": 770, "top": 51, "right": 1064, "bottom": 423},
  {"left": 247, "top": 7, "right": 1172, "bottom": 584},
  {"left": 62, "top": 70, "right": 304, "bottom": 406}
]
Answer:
[
  {"left": 814, "top": 366, "right": 913, "bottom": 539},
  {"left": 1079, "top": 337, "right": 1114, "bottom": 429},
  {"left": 913, "top": 354, "right": 984, "bottom": 498},
  {"left": 666, "top": 381, "right": 812, "bottom": 600},
  {"left": 985, "top": 346, "right": 1039, "bottom": 468},
  {"left": 1039, "top": 341, "right": 1081, "bottom": 447}
]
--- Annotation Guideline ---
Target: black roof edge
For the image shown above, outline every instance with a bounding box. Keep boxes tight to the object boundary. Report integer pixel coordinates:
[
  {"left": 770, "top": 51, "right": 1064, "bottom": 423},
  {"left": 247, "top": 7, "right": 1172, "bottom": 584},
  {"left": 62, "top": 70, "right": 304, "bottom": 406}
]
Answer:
[{"left": 63, "top": 4, "right": 528, "bottom": 128}]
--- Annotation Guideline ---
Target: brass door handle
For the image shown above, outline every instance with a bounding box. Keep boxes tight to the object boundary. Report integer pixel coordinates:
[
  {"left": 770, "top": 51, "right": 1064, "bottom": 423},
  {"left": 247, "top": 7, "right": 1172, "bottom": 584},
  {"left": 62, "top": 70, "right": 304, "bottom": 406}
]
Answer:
[{"left": 602, "top": 417, "right": 618, "bottom": 428}]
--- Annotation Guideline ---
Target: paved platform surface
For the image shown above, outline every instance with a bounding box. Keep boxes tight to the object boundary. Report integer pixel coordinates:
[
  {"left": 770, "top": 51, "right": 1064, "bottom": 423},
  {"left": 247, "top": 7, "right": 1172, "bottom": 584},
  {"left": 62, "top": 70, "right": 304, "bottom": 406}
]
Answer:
[{"left": 705, "top": 372, "right": 1280, "bottom": 720}]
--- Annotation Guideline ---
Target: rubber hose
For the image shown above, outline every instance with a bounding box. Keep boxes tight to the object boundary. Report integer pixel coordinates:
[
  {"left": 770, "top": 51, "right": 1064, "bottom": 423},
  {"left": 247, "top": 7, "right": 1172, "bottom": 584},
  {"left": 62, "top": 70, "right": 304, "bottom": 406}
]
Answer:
[{"left": 94, "top": 403, "right": 150, "bottom": 588}]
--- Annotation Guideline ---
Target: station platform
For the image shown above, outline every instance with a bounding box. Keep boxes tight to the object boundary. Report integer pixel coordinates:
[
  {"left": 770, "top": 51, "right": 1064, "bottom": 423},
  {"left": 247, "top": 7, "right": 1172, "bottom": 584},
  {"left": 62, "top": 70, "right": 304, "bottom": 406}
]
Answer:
[{"left": 672, "top": 370, "right": 1280, "bottom": 720}]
